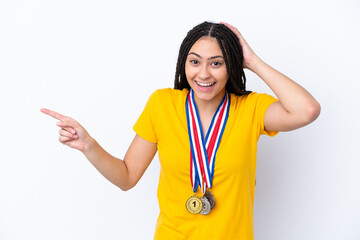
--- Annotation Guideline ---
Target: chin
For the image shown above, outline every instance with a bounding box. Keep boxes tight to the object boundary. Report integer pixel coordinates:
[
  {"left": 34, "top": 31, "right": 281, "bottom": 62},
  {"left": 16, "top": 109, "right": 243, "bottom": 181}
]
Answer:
[{"left": 192, "top": 90, "right": 224, "bottom": 103}]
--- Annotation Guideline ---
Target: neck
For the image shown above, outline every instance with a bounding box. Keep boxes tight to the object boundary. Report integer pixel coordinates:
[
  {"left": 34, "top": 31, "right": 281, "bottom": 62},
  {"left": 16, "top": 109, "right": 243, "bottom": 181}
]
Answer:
[{"left": 193, "top": 90, "right": 226, "bottom": 116}]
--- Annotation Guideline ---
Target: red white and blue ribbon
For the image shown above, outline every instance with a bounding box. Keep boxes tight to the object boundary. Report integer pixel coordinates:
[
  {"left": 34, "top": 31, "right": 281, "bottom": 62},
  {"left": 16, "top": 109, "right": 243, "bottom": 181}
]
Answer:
[{"left": 186, "top": 89, "right": 230, "bottom": 194}]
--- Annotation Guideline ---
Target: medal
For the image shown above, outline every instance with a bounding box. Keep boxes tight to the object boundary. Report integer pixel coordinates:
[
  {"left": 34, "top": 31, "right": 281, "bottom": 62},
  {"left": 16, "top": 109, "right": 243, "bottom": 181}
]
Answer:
[
  {"left": 200, "top": 196, "right": 211, "bottom": 215},
  {"left": 185, "top": 89, "right": 230, "bottom": 215},
  {"left": 204, "top": 190, "right": 215, "bottom": 210},
  {"left": 186, "top": 195, "right": 203, "bottom": 214}
]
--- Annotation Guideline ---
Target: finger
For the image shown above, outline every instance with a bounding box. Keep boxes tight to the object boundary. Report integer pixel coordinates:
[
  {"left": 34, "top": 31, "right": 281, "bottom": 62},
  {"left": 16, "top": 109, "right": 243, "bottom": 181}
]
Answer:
[
  {"left": 59, "top": 135, "right": 73, "bottom": 144},
  {"left": 56, "top": 118, "right": 76, "bottom": 131},
  {"left": 220, "top": 21, "right": 231, "bottom": 27},
  {"left": 58, "top": 125, "right": 77, "bottom": 135},
  {"left": 40, "top": 108, "right": 68, "bottom": 121},
  {"left": 57, "top": 123, "right": 77, "bottom": 133},
  {"left": 220, "top": 21, "right": 242, "bottom": 35},
  {"left": 220, "top": 21, "right": 235, "bottom": 30},
  {"left": 222, "top": 23, "right": 249, "bottom": 47},
  {"left": 59, "top": 129, "right": 78, "bottom": 139}
]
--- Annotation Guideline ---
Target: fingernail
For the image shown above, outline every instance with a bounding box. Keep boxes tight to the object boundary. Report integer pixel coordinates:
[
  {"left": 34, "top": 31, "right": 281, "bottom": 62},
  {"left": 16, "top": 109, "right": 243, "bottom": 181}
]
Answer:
[
  {"left": 72, "top": 130, "right": 76, "bottom": 134},
  {"left": 56, "top": 121, "right": 61, "bottom": 125}
]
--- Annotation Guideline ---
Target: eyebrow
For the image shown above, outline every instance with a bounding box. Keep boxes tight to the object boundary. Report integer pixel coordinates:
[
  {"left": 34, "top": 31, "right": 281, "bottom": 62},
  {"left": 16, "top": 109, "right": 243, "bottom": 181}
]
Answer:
[{"left": 188, "top": 52, "right": 224, "bottom": 60}]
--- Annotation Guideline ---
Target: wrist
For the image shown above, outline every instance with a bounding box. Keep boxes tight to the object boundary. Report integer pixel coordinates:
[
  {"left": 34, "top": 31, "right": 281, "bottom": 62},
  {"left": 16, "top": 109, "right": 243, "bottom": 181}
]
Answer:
[
  {"left": 82, "top": 137, "right": 96, "bottom": 154},
  {"left": 247, "top": 56, "right": 265, "bottom": 73}
]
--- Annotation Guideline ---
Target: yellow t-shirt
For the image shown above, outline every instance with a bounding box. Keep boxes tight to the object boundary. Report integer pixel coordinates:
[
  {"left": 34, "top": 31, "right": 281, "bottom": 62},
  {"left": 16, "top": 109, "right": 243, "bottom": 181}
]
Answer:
[{"left": 133, "top": 88, "right": 279, "bottom": 239}]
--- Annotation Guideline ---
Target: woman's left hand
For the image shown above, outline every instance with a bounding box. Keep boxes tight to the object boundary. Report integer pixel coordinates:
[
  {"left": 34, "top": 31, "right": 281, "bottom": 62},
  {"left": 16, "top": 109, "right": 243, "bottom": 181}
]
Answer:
[
  {"left": 220, "top": 21, "right": 259, "bottom": 70},
  {"left": 220, "top": 22, "right": 321, "bottom": 132}
]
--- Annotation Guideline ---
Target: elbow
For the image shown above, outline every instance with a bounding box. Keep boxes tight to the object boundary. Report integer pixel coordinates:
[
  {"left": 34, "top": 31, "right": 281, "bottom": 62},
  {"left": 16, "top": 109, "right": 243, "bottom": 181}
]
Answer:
[
  {"left": 302, "top": 101, "right": 321, "bottom": 124},
  {"left": 117, "top": 180, "right": 136, "bottom": 192},
  {"left": 118, "top": 184, "right": 132, "bottom": 192},
  {"left": 120, "top": 186, "right": 131, "bottom": 192},
  {"left": 309, "top": 101, "right": 321, "bottom": 121},
  {"left": 116, "top": 162, "right": 135, "bottom": 191}
]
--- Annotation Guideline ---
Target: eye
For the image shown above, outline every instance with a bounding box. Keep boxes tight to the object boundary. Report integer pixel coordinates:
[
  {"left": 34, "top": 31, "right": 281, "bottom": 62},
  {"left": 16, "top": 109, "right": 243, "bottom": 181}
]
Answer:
[
  {"left": 211, "top": 61, "right": 223, "bottom": 66},
  {"left": 190, "top": 60, "right": 199, "bottom": 65}
]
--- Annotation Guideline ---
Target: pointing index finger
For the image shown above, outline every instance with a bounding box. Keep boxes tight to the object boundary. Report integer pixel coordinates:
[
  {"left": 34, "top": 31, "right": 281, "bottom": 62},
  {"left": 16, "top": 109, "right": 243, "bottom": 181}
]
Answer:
[{"left": 40, "top": 108, "right": 67, "bottom": 120}]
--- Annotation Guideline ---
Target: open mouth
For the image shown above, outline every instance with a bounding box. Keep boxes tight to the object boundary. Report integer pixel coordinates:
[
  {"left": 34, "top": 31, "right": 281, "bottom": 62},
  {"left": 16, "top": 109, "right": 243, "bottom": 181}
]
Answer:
[{"left": 195, "top": 81, "right": 216, "bottom": 88}]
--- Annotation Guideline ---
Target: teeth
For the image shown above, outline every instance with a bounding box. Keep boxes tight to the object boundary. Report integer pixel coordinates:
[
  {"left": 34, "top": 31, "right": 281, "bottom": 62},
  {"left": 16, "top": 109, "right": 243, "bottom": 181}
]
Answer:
[{"left": 196, "top": 81, "right": 215, "bottom": 87}]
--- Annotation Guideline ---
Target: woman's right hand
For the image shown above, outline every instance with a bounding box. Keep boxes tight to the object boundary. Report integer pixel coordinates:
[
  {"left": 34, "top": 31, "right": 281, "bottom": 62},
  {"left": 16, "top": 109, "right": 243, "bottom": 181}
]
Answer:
[{"left": 40, "top": 108, "right": 93, "bottom": 152}]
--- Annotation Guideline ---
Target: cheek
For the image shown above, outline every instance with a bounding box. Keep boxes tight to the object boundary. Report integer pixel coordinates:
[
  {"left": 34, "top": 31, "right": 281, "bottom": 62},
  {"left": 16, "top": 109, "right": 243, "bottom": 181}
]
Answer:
[
  {"left": 224, "top": 73, "right": 229, "bottom": 82},
  {"left": 214, "top": 70, "right": 229, "bottom": 83},
  {"left": 222, "top": 69, "right": 229, "bottom": 82},
  {"left": 185, "top": 65, "right": 194, "bottom": 80}
]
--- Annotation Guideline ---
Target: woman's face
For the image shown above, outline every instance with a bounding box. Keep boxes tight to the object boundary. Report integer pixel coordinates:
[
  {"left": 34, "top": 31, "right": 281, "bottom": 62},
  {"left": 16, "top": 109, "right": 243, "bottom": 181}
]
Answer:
[{"left": 185, "top": 36, "right": 229, "bottom": 104}]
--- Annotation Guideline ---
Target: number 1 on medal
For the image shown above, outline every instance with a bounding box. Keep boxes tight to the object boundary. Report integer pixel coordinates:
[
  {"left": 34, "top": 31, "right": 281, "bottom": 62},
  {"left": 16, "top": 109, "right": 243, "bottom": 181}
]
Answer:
[{"left": 186, "top": 195, "right": 203, "bottom": 214}]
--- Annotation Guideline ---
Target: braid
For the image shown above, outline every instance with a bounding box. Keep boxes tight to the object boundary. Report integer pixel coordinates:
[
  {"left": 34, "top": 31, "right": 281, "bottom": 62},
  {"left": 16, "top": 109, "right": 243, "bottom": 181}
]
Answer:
[{"left": 174, "top": 21, "right": 251, "bottom": 96}]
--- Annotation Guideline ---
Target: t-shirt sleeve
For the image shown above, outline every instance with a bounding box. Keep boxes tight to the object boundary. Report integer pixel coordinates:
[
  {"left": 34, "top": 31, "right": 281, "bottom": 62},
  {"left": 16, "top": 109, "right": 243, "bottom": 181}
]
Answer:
[
  {"left": 251, "top": 92, "right": 279, "bottom": 138},
  {"left": 132, "top": 90, "right": 159, "bottom": 143}
]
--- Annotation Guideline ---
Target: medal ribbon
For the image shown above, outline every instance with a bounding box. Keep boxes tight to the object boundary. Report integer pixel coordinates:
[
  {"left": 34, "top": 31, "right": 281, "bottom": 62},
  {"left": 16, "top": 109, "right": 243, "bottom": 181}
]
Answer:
[{"left": 186, "top": 89, "right": 230, "bottom": 194}]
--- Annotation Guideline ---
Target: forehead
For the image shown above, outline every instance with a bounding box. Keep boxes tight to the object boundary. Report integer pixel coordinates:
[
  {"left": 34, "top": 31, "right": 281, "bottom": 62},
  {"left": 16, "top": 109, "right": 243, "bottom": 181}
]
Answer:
[{"left": 188, "top": 36, "right": 223, "bottom": 57}]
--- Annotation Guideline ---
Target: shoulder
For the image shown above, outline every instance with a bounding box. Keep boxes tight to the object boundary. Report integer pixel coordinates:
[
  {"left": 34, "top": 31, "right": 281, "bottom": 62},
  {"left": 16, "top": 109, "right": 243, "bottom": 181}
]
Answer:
[
  {"left": 148, "top": 88, "right": 189, "bottom": 103},
  {"left": 230, "top": 92, "right": 278, "bottom": 116},
  {"left": 153, "top": 88, "right": 188, "bottom": 98},
  {"left": 231, "top": 92, "right": 277, "bottom": 104},
  {"left": 143, "top": 88, "right": 188, "bottom": 122}
]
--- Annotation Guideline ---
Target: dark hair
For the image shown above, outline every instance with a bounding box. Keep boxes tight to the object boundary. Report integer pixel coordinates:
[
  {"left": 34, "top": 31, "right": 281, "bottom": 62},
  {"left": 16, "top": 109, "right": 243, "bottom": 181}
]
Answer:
[{"left": 174, "top": 21, "right": 251, "bottom": 96}]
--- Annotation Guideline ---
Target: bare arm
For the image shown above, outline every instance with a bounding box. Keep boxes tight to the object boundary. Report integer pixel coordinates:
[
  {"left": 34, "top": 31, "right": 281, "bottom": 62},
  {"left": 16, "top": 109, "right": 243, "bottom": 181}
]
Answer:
[
  {"left": 221, "top": 22, "right": 321, "bottom": 131},
  {"left": 40, "top": 108, "right": 157, "bottom": 191},
  {"left": 83, "top": 134, "right": 157, "bottom": 191},
  {"left": 250, "top": 58, "right": 321, "bottom": 131}
]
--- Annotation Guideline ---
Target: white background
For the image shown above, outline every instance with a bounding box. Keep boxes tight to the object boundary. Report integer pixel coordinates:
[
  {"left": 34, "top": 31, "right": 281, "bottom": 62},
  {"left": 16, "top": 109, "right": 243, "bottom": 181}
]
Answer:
[{"left": 0, "top": 0, "right": 359, "bottom": 239}]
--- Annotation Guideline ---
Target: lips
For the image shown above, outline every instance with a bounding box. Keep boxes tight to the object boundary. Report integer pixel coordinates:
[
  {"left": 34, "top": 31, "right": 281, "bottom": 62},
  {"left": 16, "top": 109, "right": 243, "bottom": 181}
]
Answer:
[{"left": 195, "top": 80, "right": 216, "bottom": 88}]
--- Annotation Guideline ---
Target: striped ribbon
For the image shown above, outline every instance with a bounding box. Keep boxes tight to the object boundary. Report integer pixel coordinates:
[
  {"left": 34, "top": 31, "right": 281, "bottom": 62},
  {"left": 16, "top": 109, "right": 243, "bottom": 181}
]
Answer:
[{"left": 186, "top": 89, "right": 230, "bottom": 194}]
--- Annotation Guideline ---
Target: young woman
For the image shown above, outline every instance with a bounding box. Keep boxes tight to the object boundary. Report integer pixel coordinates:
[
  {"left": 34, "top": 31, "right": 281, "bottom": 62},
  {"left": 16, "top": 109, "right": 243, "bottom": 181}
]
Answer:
[{"left": 41, "top": 21, "right": 320, "bottom": 239}]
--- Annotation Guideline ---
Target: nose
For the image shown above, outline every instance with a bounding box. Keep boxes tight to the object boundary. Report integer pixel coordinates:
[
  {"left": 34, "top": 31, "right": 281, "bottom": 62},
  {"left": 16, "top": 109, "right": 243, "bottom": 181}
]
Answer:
[{"left": 198, "top": 64, "right": 211, "bottom": 80}]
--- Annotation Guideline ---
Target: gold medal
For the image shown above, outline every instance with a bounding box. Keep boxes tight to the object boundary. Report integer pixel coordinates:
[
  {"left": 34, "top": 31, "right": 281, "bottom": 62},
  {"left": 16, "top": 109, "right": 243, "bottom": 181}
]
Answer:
[{"left": 186, "top": 195, "right": 203, "bottom": 214}]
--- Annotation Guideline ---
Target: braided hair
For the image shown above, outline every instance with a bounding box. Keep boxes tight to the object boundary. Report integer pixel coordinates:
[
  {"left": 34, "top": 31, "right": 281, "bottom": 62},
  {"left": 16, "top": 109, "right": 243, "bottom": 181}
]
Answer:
[{"left": 174, "top": 21, "right": 251, "bottom": 96}]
